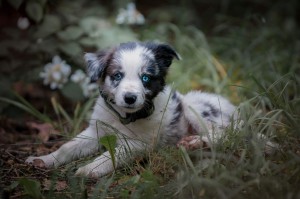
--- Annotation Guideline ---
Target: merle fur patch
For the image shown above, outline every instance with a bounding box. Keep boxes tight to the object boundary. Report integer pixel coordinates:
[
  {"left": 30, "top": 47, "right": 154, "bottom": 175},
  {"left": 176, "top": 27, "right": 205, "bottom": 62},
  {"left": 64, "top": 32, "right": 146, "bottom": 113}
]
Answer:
[
  {"left": 170, "top": 92, "right": 183, "bottom": 126},
  {"left": 202, "top": 102, "right": 220, "bottom": 118},
  {"left": 84, "top": 48, "right": 115, "bottom": 82}
]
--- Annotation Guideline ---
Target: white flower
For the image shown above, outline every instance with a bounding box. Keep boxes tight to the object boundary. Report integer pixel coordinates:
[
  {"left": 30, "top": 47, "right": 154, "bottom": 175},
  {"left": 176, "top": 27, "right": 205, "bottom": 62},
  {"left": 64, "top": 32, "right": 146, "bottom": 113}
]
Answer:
[
  {"left": 71, "top": 69, "right": 98, "bottom": 97},
  {"left": 81, "top": 78, "right": 98, "bottom": 97},
  {"left": 116, "top": 2, "right": 145, "bottom": 25},
  {"left": 40, "top": 55, "right": 71, "bottom": 89},
  {"left": 17, "top": 17, "right": 30, "bottom": 30},
  {"left": 71, "top": 69, "right": 87, "bottom": 83}
]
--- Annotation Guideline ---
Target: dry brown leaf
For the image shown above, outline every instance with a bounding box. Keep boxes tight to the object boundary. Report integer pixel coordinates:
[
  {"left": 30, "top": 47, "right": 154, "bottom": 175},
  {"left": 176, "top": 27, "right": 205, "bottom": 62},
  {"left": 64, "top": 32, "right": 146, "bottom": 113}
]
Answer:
[{"left": 27, "top": 122, "right": 58, "bottom": 142}]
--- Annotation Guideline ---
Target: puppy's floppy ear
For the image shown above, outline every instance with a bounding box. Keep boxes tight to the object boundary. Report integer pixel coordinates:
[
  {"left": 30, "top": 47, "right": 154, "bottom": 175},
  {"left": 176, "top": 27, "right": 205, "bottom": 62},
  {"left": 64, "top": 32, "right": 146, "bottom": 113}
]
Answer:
[
  {"left": 155, "top": 43, "right": 180, "bottom": 61},
  {"left": 147, "top": 43, "right": 180, "bottom": 75},
  {"left": 84, "top": 49, "right": 114, "bottom": 82}
]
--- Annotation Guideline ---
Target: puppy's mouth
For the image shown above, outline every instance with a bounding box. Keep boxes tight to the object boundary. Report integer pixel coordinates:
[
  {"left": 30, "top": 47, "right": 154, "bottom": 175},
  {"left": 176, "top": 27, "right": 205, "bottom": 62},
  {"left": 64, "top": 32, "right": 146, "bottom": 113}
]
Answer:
[{"left": 119, "top": 104, "right": 144, "bottom": 113}]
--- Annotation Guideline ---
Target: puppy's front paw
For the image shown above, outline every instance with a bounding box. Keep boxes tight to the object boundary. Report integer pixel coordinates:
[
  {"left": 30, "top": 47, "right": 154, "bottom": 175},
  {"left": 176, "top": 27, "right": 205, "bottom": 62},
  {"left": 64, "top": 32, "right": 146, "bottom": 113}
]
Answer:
[
  {"left": 25, "top": 155, "right": 56, "bottom": 168},
  {"left": 25, "top": 157, "right": 47, "bottom": 167},
  {"left": 75, "top": 166, "right": 101, "bottom": 178}
]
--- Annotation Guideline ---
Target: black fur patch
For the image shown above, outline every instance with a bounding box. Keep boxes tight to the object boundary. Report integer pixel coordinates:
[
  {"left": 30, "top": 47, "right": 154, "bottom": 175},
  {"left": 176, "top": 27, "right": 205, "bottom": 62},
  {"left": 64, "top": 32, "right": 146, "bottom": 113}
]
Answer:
[
  {"left": 143, "top": 42, "right": 179, "bottom": 77},
  {"left": 144, "top": 62, "right": 157, "bottom": 75},
  {"left": 202, "top": 102, "right": 220, "bottom": 118},
  {"left": 144, "top": 77, "right": 165, "bottom": 101},
  {"left": 202, "top": 111, "right": 210, "bottom": 117},
  {"left": 170, "top": 92, "right": 182, "bottom": 126}
]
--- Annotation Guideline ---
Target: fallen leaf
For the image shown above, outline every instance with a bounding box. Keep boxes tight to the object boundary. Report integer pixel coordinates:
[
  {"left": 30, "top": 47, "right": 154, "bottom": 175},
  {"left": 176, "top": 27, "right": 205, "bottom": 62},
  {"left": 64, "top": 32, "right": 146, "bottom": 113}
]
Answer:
[{"left": 27, "top": 122, "right": 58, "bottom": 142}]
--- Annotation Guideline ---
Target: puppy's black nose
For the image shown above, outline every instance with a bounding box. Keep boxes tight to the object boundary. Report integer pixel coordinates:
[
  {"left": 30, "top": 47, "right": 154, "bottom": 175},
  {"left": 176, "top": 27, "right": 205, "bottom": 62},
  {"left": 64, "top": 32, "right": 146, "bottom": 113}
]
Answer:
[{"left": 124, "top": 93, "right": 137, "bottom": 105}]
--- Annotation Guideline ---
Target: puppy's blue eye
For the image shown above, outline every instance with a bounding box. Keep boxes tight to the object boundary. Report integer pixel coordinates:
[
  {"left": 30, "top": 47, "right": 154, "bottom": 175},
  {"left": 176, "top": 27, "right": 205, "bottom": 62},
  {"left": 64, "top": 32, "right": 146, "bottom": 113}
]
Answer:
[
  {"left": 113, "top": 72, "right": 123, "bottom": 81},
  {"left": 141, "top": 74, "right": 150, "bottom": 83}
]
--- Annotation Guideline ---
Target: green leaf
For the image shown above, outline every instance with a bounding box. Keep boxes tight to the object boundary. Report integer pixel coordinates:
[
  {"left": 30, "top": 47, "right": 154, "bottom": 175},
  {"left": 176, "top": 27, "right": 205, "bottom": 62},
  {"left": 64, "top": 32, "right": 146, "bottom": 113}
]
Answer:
[
  {"left": 34, "top": 38, "right": 58, "bottom": 54},
  {"left": 25, "top": 1, "right": 43, "bottom": 23},
  {"left": 0, "top": 93, "right": 52, "bottom": 123},
  {"left": 79, "top": 37, "right": 97, "bottom": 47},
  {"left": 0, "top": 40, "right": 29, "bottom": 53},
  {"left": 18, "top": 178, "right": 42, "bottom": 199},
  {"left": 179, "top": 146, "right": 196, "bottom": 174},
  {"left": 95, "top": 27, "right": 137, "bottom": 49},
  {"left": 60, "top": 82, "right": 85, "bottom": 101},
  {"left": 7, "top": 181, "right": 19, "bottom": 191},
  {"left": 34, "top": 14, "right": 61, "bottom": 38},
  {"left": 59, "top": 42, "right": 82, "bottom": 57},
  {"left": 99, "top": 135, "right": 117, "bottom": 169},
  {"left": 72, "top": 97, "right": 96, "bottom": 135},
  {"left": 79, "top": 17, "right": 103, "bottom": 35},
  {"left": 8, "top": 0, "right": 23, "bottom": 9},
  {"left": 51, "top": 96, "right": 73, "bottom": 125},
  {"left": 1, "top": 27, "right": 21, "bottom": 39},
  {"left": 57, "top": 26, "right": 84, "bottom": 41}
]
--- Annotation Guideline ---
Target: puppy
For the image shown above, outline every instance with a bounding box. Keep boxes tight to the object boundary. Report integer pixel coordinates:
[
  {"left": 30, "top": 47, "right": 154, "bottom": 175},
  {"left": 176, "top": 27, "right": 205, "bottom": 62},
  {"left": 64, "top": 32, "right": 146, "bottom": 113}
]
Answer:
[{"left": 26, "top": 42, "right": 237, "bottom": 177}]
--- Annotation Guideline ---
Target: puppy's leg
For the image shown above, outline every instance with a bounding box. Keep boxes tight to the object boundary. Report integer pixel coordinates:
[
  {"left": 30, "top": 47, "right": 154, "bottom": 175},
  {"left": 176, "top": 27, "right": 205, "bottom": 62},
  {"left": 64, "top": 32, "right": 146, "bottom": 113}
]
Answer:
[
  {"left": 75, "top": 140, "right": 145, "bottom": 178},
  {"left": 26, "top": 127, "right": 101, "bottom": 168}
]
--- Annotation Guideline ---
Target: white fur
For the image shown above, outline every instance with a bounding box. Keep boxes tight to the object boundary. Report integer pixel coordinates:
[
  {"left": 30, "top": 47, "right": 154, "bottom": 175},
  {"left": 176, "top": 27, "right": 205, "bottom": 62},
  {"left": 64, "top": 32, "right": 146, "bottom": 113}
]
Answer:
[{"left": 119, "top": 46, "right": 154, "bottom": 71}]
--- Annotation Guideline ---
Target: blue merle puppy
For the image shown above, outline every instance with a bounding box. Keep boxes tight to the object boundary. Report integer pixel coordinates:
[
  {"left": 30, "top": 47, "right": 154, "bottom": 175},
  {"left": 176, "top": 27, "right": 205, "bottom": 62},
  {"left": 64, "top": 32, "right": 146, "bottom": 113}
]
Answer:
[{"left": 26, "top": 41, "right": 238, "bottom": 177}]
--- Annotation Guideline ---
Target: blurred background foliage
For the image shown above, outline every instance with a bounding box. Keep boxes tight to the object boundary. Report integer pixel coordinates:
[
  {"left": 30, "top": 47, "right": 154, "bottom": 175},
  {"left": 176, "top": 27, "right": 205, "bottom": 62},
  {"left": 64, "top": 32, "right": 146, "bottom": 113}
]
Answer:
[{"left": 0, "top": 0, "right": 299, "bottom": 118}]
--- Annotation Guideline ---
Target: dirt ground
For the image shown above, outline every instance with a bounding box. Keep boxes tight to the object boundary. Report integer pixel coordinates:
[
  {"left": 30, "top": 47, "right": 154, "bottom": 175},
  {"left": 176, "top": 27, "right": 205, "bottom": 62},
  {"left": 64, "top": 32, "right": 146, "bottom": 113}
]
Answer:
[{"left": 0, "top": 117, "right": 66, "bottom": 198}]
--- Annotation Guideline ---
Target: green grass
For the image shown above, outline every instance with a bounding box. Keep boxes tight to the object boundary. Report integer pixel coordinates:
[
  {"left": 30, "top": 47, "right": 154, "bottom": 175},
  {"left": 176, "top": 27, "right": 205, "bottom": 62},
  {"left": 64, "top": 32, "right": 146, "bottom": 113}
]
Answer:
[{"left": 2, "top": 6, "right": 300, "bottom": 199}]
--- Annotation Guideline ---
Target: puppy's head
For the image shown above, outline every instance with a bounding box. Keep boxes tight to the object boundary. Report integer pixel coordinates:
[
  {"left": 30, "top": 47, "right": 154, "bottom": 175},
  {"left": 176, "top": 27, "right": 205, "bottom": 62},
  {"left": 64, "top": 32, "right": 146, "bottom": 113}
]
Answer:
[{"left": 84, "top": 42, "right": 179, "bottom": 113}]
